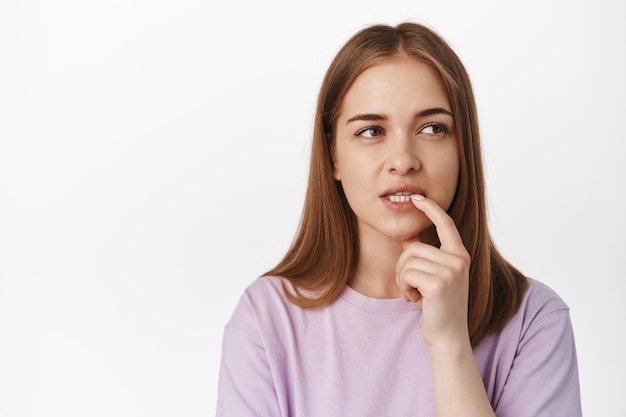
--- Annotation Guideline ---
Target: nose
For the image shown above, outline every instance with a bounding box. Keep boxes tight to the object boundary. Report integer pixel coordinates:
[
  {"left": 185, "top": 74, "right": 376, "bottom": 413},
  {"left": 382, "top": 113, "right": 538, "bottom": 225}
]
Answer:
[{"left": 385, "top": 135, "right": 421, "bottom": 175}]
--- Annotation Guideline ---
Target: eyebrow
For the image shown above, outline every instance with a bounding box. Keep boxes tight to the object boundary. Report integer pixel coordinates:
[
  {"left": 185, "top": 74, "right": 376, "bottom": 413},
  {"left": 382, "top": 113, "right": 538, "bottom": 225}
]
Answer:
[{"left": 346, "top": 107, "right": 453, "bottom": 124}]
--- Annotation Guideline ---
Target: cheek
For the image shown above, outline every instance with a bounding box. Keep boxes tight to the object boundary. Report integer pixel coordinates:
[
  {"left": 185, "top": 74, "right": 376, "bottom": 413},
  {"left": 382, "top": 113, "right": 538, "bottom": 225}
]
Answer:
[
  {"left": 333, "top": 142, "right": 369, "bottom": 183},
  {"left": 337, "top": 162, "right": 369, "bottom": 195},
  {"left": 431, "top": 146, "right": 460, "bottom": 208},
  {"left": 445, "top": 153, "right": 460, "bottom": 188},
  {"left": 333, "top": 154, "right": 375, "bottom": 209}
]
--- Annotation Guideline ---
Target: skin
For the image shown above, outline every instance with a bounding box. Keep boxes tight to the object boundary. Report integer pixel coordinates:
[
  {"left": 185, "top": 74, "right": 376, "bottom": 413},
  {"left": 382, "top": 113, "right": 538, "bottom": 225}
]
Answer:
[{"left": 332, "top": 56, "right": 495, "bottom": 416}]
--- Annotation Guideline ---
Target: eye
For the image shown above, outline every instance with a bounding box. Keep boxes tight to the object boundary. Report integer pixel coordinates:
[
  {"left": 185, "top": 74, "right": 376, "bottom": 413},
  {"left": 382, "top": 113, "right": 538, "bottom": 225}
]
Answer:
[
  {"left": 355, "top": 126, "right": 385, "bottom": 138},
  {"left": 421, "top": 123, "right": 451, "bottom": 135}
]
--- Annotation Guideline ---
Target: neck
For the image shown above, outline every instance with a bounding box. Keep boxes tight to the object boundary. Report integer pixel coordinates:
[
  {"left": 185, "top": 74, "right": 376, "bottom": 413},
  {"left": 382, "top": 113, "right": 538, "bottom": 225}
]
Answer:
[{"left": 348, "top": 225, "right": 438, "bottom": 299}]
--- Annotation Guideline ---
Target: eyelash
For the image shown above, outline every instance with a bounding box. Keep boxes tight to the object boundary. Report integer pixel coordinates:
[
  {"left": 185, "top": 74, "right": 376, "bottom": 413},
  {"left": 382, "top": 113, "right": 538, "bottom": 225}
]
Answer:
[
  {"left": 422, "top": 123, "right": 452, "bottom": 135},
  {"left": 355, "top": 125, "right": 385, "bottom": 138},
  {"left": 354, "top": 123, "right": 452, "bottom": 139}
]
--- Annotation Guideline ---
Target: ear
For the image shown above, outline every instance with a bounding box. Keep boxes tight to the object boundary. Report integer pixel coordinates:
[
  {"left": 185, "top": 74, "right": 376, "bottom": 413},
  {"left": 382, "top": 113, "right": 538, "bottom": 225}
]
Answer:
[
  {"left": 332, "top": 154, "right": 341, "bottom": 181},
  {"left": 332, "top": 166, "right": 341, "bottom": 181},
  {"left": 328, "top": 133, "right": 341, "bottom": 181}
]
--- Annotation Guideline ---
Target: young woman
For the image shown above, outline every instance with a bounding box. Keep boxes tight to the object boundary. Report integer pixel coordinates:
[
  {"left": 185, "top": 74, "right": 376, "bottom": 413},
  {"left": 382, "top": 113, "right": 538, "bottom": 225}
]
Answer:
[{"left": 216, "top": 22, "right": 581, "bottom": 417}]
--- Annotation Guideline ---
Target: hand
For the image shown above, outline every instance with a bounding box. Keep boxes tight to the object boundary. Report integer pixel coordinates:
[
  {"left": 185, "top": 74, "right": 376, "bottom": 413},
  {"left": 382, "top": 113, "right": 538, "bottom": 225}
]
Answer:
[{"left": 395, "top": 194, "right": 471, "bottom": 347}]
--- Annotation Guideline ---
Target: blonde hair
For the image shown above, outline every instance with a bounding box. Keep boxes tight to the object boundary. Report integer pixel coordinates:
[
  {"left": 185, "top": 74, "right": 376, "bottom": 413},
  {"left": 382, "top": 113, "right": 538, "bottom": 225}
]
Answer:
[{"left": 265, "top": 22, "right": 527, "bottom": 345}]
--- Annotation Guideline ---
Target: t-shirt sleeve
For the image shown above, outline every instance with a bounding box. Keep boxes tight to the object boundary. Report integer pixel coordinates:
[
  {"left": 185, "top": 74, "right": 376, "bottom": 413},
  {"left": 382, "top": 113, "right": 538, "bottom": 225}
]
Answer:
[
  {"left": 216, "top": 296, "right": 282, "bottom": 417},
  {"left": 493, "top": 304, "right": 582, "bottom": 416}
]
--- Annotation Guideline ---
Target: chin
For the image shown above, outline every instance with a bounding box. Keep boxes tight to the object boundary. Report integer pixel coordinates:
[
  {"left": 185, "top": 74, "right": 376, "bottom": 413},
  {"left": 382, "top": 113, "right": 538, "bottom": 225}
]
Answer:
[
  {"left": 386, "top": 224, "right": 431, "bottom": 242},
  {"left": 357, "top": 217, "right": 432, "bottom": 244}
]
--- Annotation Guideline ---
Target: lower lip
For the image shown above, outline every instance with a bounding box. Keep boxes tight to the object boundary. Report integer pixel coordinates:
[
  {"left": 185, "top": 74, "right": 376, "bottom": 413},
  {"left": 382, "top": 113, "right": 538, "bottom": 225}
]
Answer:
[{"left": 381, "top": 197, "right": 419, "bottom": 212}]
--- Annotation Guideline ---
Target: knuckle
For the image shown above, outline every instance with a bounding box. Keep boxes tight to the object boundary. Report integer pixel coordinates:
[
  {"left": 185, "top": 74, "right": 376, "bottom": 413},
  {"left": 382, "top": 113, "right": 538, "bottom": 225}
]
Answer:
[
  {"left": 439, "top": 215, "right": 456, "bottom": 229},
  {"left": 430, "top": 280, "right": 445, "bottom": 295},
  {"left": 406, "top": 241, "right": 420, "bottom": 252},
  {"left": 451, "top": 257, "right": 467, "bottom": 272},
  {"left": 451, "top": 252, "right": 470, "bottom": 271}
]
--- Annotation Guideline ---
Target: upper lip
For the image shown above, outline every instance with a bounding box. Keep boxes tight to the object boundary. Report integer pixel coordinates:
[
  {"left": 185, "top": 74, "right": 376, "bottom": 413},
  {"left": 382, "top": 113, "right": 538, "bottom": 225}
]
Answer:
[{"left": 381, "top": 185, "right": 425, "bottom": 197}]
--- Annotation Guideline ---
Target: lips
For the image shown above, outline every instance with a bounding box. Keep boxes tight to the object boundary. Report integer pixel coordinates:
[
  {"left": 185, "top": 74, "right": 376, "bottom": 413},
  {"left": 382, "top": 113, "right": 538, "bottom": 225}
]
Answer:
[
  {"left": 380, "top": 186, "right": 426, "bottom": 212},
  {"left": 381, "top": 185, "right": 426, "bottom": 202}
]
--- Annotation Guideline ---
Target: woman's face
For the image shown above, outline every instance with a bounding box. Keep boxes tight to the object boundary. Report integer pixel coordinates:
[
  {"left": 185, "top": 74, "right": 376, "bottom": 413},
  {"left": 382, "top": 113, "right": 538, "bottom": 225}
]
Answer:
[{"left": 332, "top": 56, "right": 459, "bottom": 244}]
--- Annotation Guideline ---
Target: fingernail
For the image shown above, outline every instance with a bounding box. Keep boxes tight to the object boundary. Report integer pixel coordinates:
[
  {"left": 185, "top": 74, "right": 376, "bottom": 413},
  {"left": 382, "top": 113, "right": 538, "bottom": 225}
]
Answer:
[{"left": 410, "top": 194, "right": 425, "bottom": 201}]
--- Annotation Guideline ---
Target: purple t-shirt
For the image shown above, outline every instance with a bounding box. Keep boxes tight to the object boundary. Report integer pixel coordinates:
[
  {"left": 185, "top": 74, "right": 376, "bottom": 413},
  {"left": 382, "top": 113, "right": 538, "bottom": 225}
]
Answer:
[{"left": 217, "top": 276, "right": 581, "bottom": 416}]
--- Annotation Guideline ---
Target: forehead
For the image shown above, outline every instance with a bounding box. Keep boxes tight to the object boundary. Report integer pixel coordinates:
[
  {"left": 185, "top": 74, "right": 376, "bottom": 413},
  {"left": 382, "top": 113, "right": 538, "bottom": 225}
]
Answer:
[{"left": 339, "top": 57, "right": 451, "bottom": 119}]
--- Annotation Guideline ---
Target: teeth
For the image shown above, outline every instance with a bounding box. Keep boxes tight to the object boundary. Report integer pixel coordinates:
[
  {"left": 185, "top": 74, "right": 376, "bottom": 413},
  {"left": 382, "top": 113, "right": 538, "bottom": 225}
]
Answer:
[{"left": 389, "top": 194, "right": 412, "bottom": 203}]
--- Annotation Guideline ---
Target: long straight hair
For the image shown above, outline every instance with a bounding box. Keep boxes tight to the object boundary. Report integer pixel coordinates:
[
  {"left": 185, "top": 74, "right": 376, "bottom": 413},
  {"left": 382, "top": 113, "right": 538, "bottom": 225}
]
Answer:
[{"left": 265, "top": 22, "right": 527, "bottom": 346}]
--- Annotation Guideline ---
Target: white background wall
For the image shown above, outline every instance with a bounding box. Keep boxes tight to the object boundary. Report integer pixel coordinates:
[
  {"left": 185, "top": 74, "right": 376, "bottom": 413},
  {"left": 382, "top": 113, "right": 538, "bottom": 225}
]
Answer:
[{"left": 1, "top": 0, "right": 624, "bottom": 415}]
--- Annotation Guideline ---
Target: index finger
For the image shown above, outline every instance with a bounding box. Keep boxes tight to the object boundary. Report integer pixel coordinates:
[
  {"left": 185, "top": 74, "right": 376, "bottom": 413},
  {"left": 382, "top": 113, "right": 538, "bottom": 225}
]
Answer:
[{"left": 410, "top": 194, "right": 465, "bottom": 254}]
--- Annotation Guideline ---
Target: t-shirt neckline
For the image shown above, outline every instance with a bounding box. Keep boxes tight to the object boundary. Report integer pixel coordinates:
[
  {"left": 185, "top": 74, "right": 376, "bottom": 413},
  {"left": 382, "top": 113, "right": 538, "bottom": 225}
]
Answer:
[{"left": 338, "top": 284, "right": 422, "bottom": 314}]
